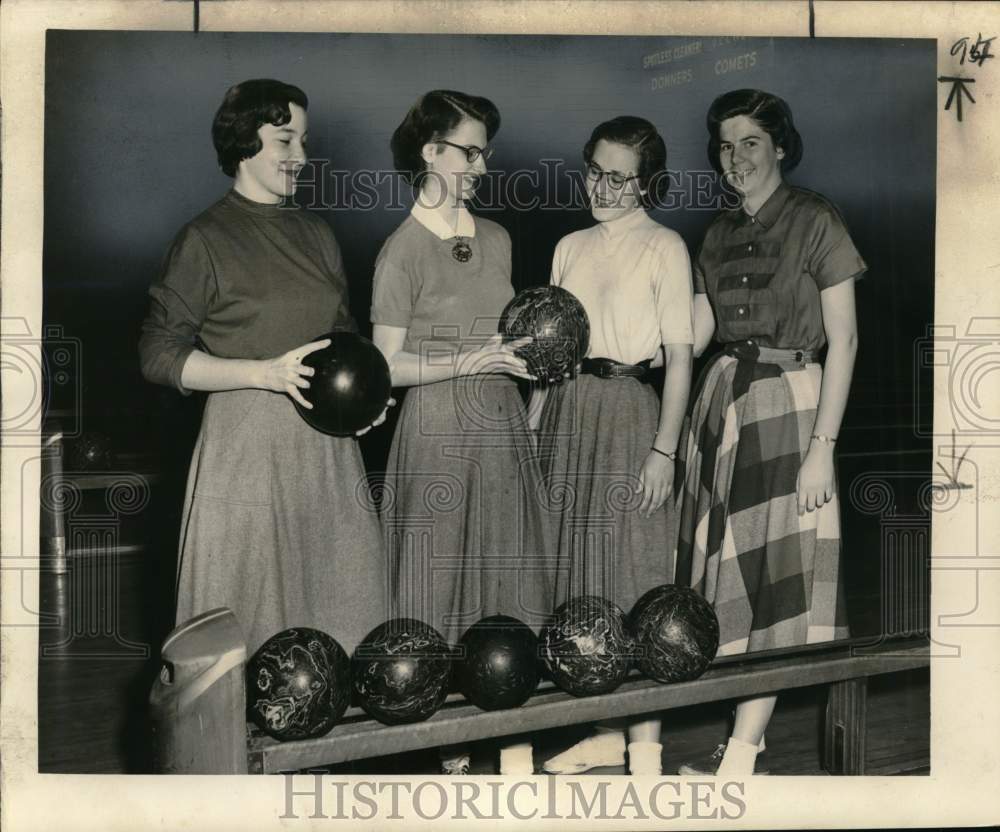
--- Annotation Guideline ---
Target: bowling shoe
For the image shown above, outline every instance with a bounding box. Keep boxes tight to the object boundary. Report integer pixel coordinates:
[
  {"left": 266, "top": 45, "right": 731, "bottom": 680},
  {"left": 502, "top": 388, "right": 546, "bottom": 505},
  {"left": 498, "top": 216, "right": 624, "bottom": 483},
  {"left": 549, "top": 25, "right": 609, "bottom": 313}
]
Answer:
[
  {"left": 439, "top": 745, "right": 471, "bottom": 775},
  {"left": 542, "top": 731, "right": 626, "bottom": 775},
  {"left": 677, "top": 743, "right": 771, "bottom": 776}
]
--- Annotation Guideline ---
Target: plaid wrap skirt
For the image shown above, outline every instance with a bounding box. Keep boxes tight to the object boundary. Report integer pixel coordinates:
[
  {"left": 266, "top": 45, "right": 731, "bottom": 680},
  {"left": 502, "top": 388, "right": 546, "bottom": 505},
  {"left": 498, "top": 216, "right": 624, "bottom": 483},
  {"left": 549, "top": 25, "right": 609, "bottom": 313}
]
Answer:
[{"left": 673, "top": 351, "right": 849, "bottom": 655}]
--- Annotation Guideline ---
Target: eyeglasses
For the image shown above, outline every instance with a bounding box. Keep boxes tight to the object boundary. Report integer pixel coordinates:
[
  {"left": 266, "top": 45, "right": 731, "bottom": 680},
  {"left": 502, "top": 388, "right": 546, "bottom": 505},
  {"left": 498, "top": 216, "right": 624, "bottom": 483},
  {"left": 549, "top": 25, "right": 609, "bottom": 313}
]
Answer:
[
  {"left": 586, "top": 163, "right": 640, "bottom": 191},
  {"left": 437, "top": 140, "right": 495, "bottom": 164}
]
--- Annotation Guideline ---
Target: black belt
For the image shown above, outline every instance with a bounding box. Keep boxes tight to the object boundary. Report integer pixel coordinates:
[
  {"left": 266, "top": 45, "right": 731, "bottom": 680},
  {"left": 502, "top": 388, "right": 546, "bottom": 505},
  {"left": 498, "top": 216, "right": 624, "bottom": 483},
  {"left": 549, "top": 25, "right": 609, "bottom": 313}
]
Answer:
[
  {"left": 579, "top": 357, "right": 652, "bottom": 380},
  {"left": 723, "top": 341, "right": 815, "bottom": 365}
]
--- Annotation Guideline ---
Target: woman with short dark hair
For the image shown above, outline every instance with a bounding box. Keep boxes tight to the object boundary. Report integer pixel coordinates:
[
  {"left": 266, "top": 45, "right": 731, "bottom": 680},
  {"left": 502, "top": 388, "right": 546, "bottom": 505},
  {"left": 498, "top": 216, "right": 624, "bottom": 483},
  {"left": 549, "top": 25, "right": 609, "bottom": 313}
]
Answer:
[
  {"left": 676, "top": 88, "right": 864, "bottom": 776},
  {"left": 139, "top": 78, "right": 390, "bottom": 658},
  {"left": 372, "top": 89, "right": 553, "bottom": 776},
  {"left": 536, "top": 115, "right": 694, "bottom": 777}
]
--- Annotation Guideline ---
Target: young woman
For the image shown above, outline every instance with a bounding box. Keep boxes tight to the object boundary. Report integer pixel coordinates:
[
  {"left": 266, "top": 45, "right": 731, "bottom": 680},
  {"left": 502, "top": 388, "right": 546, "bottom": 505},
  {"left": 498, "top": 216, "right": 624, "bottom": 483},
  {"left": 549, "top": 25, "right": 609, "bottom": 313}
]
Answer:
[
  {"left": 371, "top": 90, "right": 552, "bottom": 776},
  {"left": 139, "top": 79, "right": 390, "bottom": 657},
  {"left": 675, "top": 89, "right": 864, "bottom": 776},
  {"left": 535, "top": 116, "right": 694, "bottom": 776}
]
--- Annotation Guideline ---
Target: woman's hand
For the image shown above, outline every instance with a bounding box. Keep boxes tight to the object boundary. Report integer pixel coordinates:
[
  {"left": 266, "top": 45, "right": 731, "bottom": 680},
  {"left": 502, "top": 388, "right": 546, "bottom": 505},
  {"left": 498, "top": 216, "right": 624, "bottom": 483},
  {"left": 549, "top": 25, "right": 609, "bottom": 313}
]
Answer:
[
  {"left": 462, "top": 334, "right": 536, "bottom": 380},
  {"left": 257, "top": 338, "right": 330, "bottom": 409},
  {"left": 796, "top": 444, "right": 836, "bottom": 514},
  {"left": 355, "top": 397, "right": 397, "bottom": 436},
  {"left": 637, "top": 451, "right": 674, "bottom": 518}
]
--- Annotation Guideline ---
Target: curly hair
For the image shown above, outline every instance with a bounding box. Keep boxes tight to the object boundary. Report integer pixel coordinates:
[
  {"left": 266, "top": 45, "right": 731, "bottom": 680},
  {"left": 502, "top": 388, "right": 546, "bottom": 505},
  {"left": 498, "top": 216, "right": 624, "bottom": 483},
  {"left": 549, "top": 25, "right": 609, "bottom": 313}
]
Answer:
[
  {"left": 583, "top": 116, "right": 669, "bottom": 208},
  {"left": 390, "top": 90, "right": 501, "bottom": 188},
  {"left": 211, "top": 79, "right": 308, "bottom": 177},
  {"left": 705, "top": 89, "right": 803, "bottom": 175}
]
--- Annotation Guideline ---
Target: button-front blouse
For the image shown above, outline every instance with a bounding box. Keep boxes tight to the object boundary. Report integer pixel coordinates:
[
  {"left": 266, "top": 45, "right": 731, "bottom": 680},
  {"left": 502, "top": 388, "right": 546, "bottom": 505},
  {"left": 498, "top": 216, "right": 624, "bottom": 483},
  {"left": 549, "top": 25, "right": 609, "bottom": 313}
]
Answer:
[{"left": 694, "top": 182, "right": 867, "bottom": 351}]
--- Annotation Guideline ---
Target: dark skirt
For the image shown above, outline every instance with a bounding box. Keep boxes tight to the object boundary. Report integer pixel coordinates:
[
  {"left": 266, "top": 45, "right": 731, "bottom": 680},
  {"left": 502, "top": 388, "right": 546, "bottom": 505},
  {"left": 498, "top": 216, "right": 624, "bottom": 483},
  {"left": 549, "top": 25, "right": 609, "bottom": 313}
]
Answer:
[
  {"left": 537, "top": 374, "right": 677, "bottom": 614},
  {"left": 383, "top": 375, "right": 554, "bottom": 645},
  {"left": 674, "top": 353, "right": 849, "bottom": 655},
  {"left": 175, "top": 388, "right": 389, "bottom": 656}
]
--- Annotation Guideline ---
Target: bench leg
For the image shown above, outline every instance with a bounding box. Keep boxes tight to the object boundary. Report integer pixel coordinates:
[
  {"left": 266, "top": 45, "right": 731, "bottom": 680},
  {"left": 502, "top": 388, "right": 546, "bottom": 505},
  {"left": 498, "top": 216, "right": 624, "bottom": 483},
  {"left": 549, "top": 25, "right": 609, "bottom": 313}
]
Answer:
[{"left": 824, "top": 677, "right": 868, "bottom": 775}]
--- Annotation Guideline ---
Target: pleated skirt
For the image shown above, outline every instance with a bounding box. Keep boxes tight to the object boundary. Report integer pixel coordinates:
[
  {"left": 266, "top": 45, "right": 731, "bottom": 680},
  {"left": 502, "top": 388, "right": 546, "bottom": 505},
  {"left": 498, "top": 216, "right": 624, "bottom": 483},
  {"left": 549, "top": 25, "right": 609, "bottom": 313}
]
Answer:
[
  {"left": 674, "top": 353, "right": 850, "bottom": 656},
  {"left": 537, "top": 374, "right": 677, "bottom": 615},
  {"left": 175, "top": 388, "right": 389, "bottom": 656},
  {"left": 383, "top": 375, "right": 555, "bottom": 645}
]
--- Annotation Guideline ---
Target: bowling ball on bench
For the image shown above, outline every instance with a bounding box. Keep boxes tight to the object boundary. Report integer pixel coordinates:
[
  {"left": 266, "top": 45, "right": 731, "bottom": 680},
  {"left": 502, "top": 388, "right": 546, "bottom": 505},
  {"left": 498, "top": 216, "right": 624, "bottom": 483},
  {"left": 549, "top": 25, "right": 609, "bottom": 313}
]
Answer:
[
  {"left": 539, "top": 595, "right": 634, "bottom": 697},
  {"left": 246, "top": 627, "right": 352, "bottom": 742},
  {"left": 498, "top": 285, "right": 590, "bottom": 384},
  {"left": 351, "top": 618, "right": 453, "bottom": 725},
  {"left": 456, "top": 615, "right": 539, "bottom": 711},
  {"left": 629, "top": 584, "right": 719, "bottom": 683},
  {"left": 293, "top": 330, "right": 392, "bottom": 436}
]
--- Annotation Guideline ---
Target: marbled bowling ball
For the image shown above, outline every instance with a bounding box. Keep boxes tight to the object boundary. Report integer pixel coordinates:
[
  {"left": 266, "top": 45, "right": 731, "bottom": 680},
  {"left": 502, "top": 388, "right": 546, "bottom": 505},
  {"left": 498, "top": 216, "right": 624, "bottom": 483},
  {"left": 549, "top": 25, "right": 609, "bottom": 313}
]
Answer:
[
  {"left": 69, "top": 432, "right": 113, "bottom": 470},
  {"left": 629, "top": 585, "right": 720, "bottom": 683},
  {"left": 247, "top": 627, "right": 351, "bottom": 742},
  {"left": 498, "top": 285, "right": 590, "bottom": 384},
  {"left": 294, "top": 330, "right": 392, "bottom": 437},
  {"left": 351, "top": 618, "right": 453, "bottom": 725},
  {"left": 540, "top": 595, "right": 634, "bottom": 697},
  {"left": 456, "top": 615, "right": 539, "bottom": 711}
]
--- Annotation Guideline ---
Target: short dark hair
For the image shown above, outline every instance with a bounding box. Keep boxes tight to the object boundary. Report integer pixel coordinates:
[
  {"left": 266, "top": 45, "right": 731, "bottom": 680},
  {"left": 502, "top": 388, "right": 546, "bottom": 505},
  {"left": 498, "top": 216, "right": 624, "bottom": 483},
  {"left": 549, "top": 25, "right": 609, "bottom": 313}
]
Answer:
[
  {"left": 583, "top": 116, "right": 669, "bottom": 208},
  {"left": 706, "top": 89, "right": 803, "bottom": 175},
  {"left": 390, "top": 90, "right": 501, "bottom": 187},
  {"left": 212, "top": 79, "right": 308, "bottom": 177}
]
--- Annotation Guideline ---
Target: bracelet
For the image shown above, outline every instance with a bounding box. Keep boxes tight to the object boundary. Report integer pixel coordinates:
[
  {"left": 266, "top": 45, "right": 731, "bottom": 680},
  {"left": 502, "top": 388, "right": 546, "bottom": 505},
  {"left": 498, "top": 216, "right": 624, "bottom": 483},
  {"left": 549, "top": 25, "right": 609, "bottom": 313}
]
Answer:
[
  {"left": 650, "top": 446, "right": 677, "bottom": 460},
  {"left": 811, "top": 434, "right": 837, "bottom": 445}
]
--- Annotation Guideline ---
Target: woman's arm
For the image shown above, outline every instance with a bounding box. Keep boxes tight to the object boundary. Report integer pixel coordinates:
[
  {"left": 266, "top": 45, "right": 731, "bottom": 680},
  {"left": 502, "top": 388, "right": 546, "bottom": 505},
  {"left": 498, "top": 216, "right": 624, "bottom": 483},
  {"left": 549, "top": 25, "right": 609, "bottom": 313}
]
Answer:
[
  {"left": 178, "top": 340, "right": 329, "bottom": 408},
  {"left": 692, "top": 293, "right": 716, "bottom": 358},
  {"left": 373, "top": 324, "right": 533, "bottom": 388},
  {"left": 638, "top": 342, "right": 692, "bottom": 517},
  {"left": 796, "top": 277, "right": 858, "bottom": 514}
]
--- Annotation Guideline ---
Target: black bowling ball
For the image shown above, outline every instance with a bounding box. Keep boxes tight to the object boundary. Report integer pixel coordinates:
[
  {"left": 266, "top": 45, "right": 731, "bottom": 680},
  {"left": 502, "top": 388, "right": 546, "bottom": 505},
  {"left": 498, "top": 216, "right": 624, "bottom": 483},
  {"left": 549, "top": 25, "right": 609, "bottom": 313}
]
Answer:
[
  {"left": 294, "top": 330, "right": 392, "bottom": 436},
  {"left": 246, "top": 627, "right": 351, "bottom": 741},
  {"left": 629, "top": 585, "right": 719, "bottom": 683},
  {"left": 539, "top": 595, "right": 634, "bottom": 697},
  {"left": 456, "top": 615, "right": 539, "bottom": 711},
  {"left": 351, "top": 618, "right": 453, "bottom": 725}
]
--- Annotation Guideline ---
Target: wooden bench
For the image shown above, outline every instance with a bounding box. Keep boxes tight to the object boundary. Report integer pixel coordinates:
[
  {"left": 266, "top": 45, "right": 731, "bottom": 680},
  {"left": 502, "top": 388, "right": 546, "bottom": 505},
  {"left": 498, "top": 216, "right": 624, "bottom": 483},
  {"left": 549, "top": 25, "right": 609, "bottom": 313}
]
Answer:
[{"left": 149, "top": 608, "right": 929, "bottom": 776}]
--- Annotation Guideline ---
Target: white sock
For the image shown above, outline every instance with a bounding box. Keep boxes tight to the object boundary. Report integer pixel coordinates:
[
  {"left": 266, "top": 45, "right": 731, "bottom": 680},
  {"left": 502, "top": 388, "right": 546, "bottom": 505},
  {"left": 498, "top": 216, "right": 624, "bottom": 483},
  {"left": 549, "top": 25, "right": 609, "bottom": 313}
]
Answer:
[
  {"left": 627, "top": 741, "right": 662, "bottom": 776},
  {"left": 716, "top": 737, "right": 758, "bottom": 777},
  {"left": 499, "top": 742, "right": 534, "bottom": 775},
  {"left": 758, "top": 734, "right": 766, "bottom": 752}
]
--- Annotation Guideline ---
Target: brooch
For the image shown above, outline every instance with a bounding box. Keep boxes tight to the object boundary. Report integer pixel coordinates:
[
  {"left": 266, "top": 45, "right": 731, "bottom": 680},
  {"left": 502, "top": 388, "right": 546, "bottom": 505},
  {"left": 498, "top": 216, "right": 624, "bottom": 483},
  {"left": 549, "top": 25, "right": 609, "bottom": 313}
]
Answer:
[{"left": 451, "top": 239, "right": 473, "bottom": 263}]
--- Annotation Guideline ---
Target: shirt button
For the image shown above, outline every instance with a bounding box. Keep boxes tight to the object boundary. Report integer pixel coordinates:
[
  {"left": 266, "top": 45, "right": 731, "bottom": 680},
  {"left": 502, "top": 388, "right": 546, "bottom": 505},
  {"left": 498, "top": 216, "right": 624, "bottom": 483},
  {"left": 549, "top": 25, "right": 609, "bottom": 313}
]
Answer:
[
  {"left": 738, "top": 307, "right": 745, "bottom": 315},
  {"left": 747, "top": 340, "right": 753, "bottom": 346},
  {"left": 741, "top": 275, "right": 748, "bottom": 284},
  {"left": 746, "top": 243, "right": 753, "bottom": 253}
]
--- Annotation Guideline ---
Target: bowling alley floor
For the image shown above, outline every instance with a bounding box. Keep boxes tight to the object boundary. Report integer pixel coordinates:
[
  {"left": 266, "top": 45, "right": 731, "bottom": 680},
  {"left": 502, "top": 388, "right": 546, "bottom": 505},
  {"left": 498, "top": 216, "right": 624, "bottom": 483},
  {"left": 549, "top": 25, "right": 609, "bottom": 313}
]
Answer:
[{"left": 38, "top": 554, "right": 930, "bottom": 776}]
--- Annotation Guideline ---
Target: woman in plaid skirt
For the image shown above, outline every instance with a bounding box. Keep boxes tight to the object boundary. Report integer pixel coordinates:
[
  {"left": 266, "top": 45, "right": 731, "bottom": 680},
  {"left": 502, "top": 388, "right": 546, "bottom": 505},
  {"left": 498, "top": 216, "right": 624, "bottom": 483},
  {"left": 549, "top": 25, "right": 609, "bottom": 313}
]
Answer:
[{"left": 674, "top": 89, "right": 866, "bottom": 776}]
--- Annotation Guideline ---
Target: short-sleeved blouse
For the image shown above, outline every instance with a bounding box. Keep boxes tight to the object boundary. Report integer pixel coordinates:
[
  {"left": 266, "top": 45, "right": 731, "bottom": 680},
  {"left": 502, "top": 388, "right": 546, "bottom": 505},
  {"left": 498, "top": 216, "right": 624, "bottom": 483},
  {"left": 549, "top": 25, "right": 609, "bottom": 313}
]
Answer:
[
  {"left": 139, "top": 189, "right": 356, "bottom": 392},
  {"left": 550, "top": 208, "right": 694, "bottom": 366},
  {"left": 370, "top": 214, "right": 514, "bottom": 354},
  {"left": 694, "top": 183, "right": 866, "bottom": 351}
]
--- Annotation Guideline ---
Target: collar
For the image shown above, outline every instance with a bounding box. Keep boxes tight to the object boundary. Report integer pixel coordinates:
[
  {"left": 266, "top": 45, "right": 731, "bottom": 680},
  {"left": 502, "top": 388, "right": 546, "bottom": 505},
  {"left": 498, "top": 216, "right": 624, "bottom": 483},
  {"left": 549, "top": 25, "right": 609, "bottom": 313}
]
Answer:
[
  {"left": 596, "top": 206, "right": 652, "bottom": 240},
  {"left": 744, "top": 181, "right": 790, "bottom": 230},
  {"left": 411, "top": 200, "right": 476, "bottom": 240}
]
